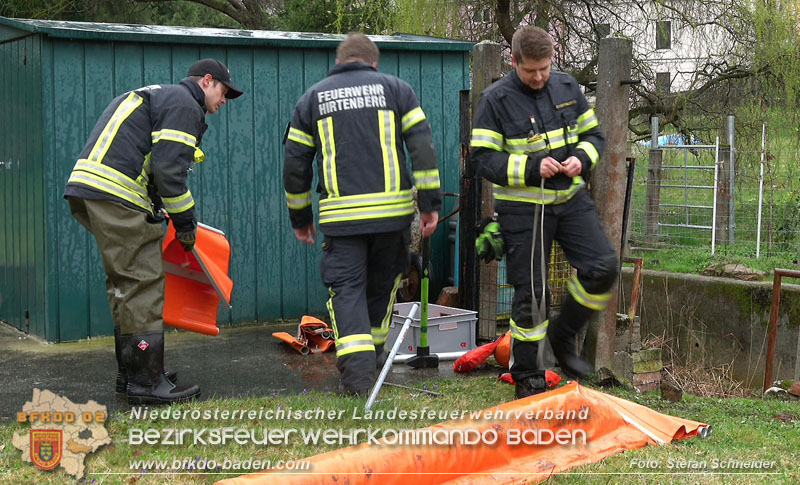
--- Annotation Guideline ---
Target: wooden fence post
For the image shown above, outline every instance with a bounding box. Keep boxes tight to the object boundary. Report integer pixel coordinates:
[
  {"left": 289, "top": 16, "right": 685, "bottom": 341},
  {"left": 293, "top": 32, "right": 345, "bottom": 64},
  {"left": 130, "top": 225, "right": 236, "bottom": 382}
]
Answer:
[
  {"left": 468, "top": 41, "right": 502, "bottom": 342},
  {"left": 587, "top": 36, "right": 633, "bottom": 371}
]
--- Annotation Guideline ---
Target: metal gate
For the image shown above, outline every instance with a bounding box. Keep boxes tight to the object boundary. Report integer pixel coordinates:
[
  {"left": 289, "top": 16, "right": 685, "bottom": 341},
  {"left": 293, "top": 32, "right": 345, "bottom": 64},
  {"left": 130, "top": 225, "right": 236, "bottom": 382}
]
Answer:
[{"left": 657, "top": 137, "right": 722, "bottom": 252}]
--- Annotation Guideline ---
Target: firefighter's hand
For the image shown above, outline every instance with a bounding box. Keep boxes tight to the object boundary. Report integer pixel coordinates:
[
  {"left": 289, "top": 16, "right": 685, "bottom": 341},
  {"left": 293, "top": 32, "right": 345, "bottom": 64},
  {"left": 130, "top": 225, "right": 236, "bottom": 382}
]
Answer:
[
  {"left": 176, "top": 228, "right": 196, "bottom": 252},
  {"left": 420, "top": 211, "right": 438, "bottom": 238},
  {"left": 539, "top": 157, "right": 562, "bottom": 178},
  {"left": 561, "top": 156, "right": 582, "bottom": 177},
  {"left": 294, "top": 224, "right": 317, "bottom": 245}
]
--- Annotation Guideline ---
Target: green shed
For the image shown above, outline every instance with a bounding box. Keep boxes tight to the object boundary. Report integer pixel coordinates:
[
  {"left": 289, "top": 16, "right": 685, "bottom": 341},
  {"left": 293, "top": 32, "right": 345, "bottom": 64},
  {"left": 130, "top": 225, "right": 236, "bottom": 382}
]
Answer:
[{"left": 0, "top": 17, "right": 472, "bottom": 342}]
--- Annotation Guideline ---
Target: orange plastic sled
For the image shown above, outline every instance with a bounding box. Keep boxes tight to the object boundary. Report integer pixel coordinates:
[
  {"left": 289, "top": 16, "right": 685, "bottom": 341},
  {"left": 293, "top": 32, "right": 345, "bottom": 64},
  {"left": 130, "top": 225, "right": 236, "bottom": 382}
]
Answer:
[
  {"left": 162, "top": 222, "right": 233, "bottom": 336},
  {"left": 217, "top": 382, "right": 708, "bottom": 485},
  {"left": 273, "top": 316, "right": 335, "bottom": 354}
]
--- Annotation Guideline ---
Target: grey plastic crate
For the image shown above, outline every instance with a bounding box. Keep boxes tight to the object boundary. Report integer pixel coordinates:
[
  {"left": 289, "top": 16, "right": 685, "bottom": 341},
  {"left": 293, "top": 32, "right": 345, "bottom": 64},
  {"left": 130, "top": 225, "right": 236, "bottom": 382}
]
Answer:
[{"left": 386, "top": 302, "right": 477, "bottom": 356}]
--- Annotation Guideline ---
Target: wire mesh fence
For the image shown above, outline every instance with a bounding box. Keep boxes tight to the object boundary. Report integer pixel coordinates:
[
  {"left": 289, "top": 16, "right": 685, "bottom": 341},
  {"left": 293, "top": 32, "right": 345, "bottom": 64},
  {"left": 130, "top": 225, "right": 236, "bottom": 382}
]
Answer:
[
  {"left": 472, "top": 117, "right": 800, "bottom": 340},
  {"left": 482, "top": 242, "right": 570, "bottom": 337},
  {"left": 627, "top": 120, "right": 800, "bottom": 263}
]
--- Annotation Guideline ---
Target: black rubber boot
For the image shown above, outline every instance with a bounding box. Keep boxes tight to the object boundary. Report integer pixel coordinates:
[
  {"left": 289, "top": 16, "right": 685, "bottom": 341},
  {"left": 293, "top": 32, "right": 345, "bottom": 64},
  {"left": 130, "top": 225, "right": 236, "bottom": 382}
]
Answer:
[
  {"left": 547, "top": 294, "right": 594, "bottom": 380},
  {"left": 375, "top": 344, "right": 387, "bottom": 370},
  {"left": 337, "top": 381, "right": 369, "bottom": 397},
  {"left": 515, "top": 374, "right": 547, "bottom": 399},
  {"left": 114, "top": 327, "right": 177, "bottom": 393},
  {"left": 336, "top": 352, "right": 375, "bottom": 396},
  {"left": 121, "top": 332, "right": 200, "bottom": 405}
]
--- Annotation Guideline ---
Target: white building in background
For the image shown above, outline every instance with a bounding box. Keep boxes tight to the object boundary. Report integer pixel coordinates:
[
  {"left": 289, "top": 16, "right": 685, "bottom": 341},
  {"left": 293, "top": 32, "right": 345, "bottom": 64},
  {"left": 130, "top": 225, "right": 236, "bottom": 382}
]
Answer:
[
  {"left": 458, "top": 0, "right": 746, "bottom": 94},
  {"left": 579, "top": 0, "right": 743, "bottom": 93}
]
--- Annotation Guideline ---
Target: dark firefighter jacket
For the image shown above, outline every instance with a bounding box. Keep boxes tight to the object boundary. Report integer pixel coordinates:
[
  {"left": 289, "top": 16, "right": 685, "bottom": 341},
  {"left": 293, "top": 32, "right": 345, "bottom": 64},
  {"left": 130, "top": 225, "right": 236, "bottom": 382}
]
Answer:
[
  {"left": 284, "top": 62, "right": 442, "bottom": 236},
  {"left": 470, "top": 69, "right": 605, "bottom": 214},
  {"left": 64, "top": 78, "right": 207, "bottom": 233}
]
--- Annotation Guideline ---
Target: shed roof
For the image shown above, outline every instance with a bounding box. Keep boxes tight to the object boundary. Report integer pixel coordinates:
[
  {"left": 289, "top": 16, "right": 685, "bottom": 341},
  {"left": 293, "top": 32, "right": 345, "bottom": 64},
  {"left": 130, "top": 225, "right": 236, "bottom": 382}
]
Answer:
[{"left": 0, "top": 17, "right": 473, "bottom": 51}]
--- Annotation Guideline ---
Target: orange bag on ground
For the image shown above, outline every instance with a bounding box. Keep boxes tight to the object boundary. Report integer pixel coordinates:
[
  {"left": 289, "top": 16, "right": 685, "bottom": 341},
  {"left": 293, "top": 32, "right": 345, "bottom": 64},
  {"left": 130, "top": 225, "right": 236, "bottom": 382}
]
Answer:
[
  {"left": 494, "top": 331, "right": 511, "bottom": 368},
  {"left": 162, "top": 222, "right": 232, "bottom": 336},
  {"left": 273, "top": 316, "right": 335, "bottom": 354},
  {"left": 453, "top": 331, "right": 512, "bottom": 372},
  {"left": 217, "top": 382, "right": 709, "bottom": 485}
]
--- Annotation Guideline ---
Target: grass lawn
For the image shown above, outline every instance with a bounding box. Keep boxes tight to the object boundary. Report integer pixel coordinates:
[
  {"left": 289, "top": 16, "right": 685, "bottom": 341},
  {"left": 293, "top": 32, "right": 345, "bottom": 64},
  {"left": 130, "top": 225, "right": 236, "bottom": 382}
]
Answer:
[
  {"left": 1, "top": 374, "right": 798, "bottom": 484},
  {"left": 627, "top": 246, "right": 799, "bottom": 278}
]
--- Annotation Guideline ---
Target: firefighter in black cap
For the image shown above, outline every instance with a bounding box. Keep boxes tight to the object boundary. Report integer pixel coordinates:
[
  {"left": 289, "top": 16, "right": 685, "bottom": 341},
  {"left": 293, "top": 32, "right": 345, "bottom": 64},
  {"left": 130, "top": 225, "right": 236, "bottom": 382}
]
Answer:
[
  {"left": 64, "top": 58, "right": 243, "bottom": 405},
  {"left": 470, "top": 26, "right": 618, "bottom": 399},
  {"left": 284, "top": 33, "right": 442, "bottom": 395}
]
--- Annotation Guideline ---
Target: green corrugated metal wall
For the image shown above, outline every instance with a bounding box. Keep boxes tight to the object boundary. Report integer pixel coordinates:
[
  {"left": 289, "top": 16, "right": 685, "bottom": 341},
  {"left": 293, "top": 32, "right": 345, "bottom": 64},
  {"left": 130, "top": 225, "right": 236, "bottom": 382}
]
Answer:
[
  {"left": 0, "top": 29, "right": 48, "bottom": 339},
  {"left": 0, "top": 18, "right": 471, "bottom": 342}
]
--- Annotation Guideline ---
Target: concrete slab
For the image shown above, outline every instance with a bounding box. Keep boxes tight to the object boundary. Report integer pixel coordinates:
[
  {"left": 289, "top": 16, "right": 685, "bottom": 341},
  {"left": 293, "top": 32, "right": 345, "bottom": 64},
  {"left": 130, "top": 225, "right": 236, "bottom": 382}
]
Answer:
[{"left": 0, "top": 321, "right": 483, "bottom": 421}]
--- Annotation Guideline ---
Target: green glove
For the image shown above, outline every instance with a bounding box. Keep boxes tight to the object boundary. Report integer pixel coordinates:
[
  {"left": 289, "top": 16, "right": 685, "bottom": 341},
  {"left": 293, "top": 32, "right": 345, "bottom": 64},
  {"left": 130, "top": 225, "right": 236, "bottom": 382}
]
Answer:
[{"left": 475, "top": 219, "right": 504, "bottom": 263}]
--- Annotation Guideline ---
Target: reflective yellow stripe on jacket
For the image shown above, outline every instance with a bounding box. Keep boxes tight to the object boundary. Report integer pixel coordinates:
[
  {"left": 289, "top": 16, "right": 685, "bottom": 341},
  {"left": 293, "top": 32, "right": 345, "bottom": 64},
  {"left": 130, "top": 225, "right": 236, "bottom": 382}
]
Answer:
[
  {"left": 161, "top": 190, "right": 194, "bottom": 214},
  {"left": 378, "top": 110, "right": 401, "bottom": 192},
  {"left": 150, "top": 127, "right": 197, "bottom": 215},
  {"left": 413, "top": 169, "right": 441, "bottom": 190},
  {"left": 506, "top": 154, "right": 527, "bottom": 187},
  {"left": 470, "top": 106, "right": 601, "bottom": 205},
  {"left": 286, "top": 190, "right": 312, "bottom": 210},
  {"left": 494, "top": 179, "right": 585, "bottom": 205},
  {"left": 152, "top": 129, "right": 197, "bottom": 147},
  {"left": 70, "top": 91, "right": 153, "bottom": 211},
  {"left": 318, "top": 190, "right": 414, "bottom": 224},
  {"left": 401, "top": 107, "right": 426, "bottom": 132},
  {"left": 315, "top": 111, "right": 418, "bottom": 225},
  {"left": 67, "top": 170, "right": 151, "bottom": 213},
  {"left": 88, "top": 92, "right": 143, "bottom": 164},
  {"left": 317, "top": 117, "right": 339, "bottom": 197},
  {"left": 576, "top": 108, "right": 599, "bottom": 133},
  {"left": 288, "top": 127, "right": 315, "bottom": 148}
]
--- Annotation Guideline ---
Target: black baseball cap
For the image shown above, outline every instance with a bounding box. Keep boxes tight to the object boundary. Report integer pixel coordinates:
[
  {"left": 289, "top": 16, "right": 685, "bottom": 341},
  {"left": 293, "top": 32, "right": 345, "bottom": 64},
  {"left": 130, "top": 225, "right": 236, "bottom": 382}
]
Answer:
[{"left": 187, "top": 58, "right": 243, "bottom": 99}]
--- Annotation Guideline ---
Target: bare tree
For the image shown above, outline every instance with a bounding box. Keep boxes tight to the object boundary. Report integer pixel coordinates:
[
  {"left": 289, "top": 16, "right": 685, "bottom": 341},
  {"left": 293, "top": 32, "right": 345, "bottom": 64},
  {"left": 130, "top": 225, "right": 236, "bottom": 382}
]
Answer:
[
  {"left": 24, "top": 0, "right": 791, "bottom": 138},
  {"left": 478, "top": 0, "right": 780, "bottom": 138},
  {"left": 394, "top": 0, "right": 797, "bottom": 139},
  {"left": 130, "top": 0, "right": 278, "bottom": 29}
]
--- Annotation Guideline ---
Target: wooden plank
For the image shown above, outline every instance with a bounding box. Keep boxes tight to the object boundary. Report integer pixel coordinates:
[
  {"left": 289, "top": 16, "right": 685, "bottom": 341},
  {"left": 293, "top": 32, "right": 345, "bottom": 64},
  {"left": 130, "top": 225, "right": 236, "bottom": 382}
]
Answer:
[
  {"left": 27, "top": 35, "right": 47, "bottom": 337},
  {"left": 278, "top": 48, "right": 307, "bottom": 318},
  {"left": 0, "top": 43, "right": 11, "bottom": 326},
  {"left": 420, "top": 51, "right": 446, "bottom": 295},
  {"left": 196, "top": 45, "right": 231, "bottom": 325},
  {"left": 253, "top": 47, "right": 282, "bottom": 320},
  {"left": 41, "top": 37, "right": 60, "bottom": 341},
  {"left": 302, "top": 49, "right": 331, "bottom": 314},
  {"left": 53, "top": 40, "right": 90, "bottom": 341},
  {"left": 226, "top": 48, "right": 257, "bottom": 324},
  {"left": 85, "top": 41, "right": 115, "bottom": 337}
]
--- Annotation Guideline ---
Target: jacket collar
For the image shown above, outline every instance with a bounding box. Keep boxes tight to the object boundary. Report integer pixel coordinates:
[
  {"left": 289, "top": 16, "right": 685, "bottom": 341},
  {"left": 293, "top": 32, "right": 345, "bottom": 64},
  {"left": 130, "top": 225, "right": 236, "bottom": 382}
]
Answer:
[
  {"left": 510, "top": 69, "right": 549, "bottom": 96},
  {"left": 328, "top": 61, "right": 377, "bottom": 76},
  {"left": 180, "top": 78, "right": 207, "bottom": 113}
]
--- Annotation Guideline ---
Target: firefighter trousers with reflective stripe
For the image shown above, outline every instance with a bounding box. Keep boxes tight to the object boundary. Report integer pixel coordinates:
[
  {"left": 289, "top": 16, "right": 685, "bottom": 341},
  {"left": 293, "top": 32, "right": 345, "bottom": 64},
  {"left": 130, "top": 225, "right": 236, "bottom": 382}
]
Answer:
[
  {"left": 321, "top": 229, "right": 410, "bottom": 391},
  {"left": 68, "top": 197, "right": 166, "bottom": 334},
  {"left": 498, "top": 189, "right": 618, "bottom": 381}
]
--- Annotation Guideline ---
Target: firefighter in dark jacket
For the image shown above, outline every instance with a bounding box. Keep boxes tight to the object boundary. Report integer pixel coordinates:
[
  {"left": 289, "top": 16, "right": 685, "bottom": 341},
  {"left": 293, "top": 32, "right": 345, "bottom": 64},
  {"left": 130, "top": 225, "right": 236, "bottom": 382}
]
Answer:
[
  {"left": 470, "top": 26, "right": 618, "bottom": 399},
  {"left": 64, "top": 59, "right": 243, "bottom": 404},
  {"left": 284, "top": 33, "right": 442, "bottom": 395}
]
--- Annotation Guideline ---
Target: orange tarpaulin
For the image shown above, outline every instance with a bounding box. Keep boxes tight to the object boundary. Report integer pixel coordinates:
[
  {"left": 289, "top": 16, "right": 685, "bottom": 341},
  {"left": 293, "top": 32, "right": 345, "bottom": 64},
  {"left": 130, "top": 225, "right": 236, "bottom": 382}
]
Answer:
[
  {"left": 217, "top": 382, "right": 708, "bottom": 485},
  {"left": 162, "top": 222, "right": 233, "bottom": 336}
]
